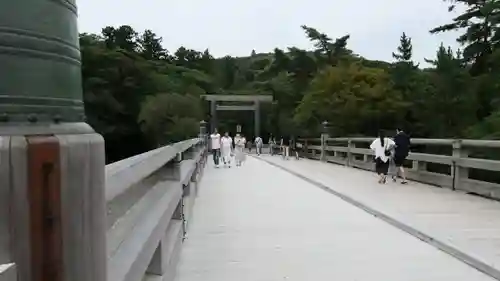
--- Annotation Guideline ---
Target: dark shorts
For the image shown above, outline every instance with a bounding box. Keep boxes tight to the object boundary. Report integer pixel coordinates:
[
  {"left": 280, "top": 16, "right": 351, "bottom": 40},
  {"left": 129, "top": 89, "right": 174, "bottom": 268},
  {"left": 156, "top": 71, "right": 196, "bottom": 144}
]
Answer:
[
  {"left": 375, "top": 158, "right": 389, "bottom": 175},
  {"left": 393, "top": 154, "right": 407, "bottom": 167}
]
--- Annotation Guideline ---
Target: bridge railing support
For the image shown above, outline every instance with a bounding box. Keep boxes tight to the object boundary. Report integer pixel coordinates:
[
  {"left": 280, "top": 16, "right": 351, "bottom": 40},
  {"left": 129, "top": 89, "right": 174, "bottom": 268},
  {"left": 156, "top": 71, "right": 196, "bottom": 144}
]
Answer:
[
  {"left": 301, "top": 129, "right": 500, "bottom": 200},
  {"left": 106, "top": 136, "right": 207, "bottom": 281},
  {"left": 1, "top": 129, "right": 207, "bottom": 281}
]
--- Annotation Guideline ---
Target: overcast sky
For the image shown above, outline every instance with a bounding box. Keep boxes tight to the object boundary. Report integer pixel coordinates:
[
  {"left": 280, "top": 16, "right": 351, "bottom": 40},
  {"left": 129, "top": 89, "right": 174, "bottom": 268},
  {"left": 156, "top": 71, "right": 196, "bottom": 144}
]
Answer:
[{"left": 77, "top": 0, "right": 463, "bottom": 65}]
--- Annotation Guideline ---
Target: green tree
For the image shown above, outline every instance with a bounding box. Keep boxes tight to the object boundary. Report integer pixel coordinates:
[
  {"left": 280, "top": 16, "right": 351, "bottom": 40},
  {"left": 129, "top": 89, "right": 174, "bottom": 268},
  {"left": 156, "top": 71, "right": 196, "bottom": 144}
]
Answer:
[
  {"left": 295, "top": 64, "right": 406, "bottom": 136},
  {"left": 138, "top": 30, "right": 168, "bottom": 60},
  {"left": 102, "top": 25, "right": 138, "bottom": 51},
  {"left": 138, "top": 93, "right": 203, "bottom": 145},
  {"left": 420, "top": 44, "right": 477, "bottom": 136},
  {"left": 430, "top": 0, "right": 500, "bottom": 75}
]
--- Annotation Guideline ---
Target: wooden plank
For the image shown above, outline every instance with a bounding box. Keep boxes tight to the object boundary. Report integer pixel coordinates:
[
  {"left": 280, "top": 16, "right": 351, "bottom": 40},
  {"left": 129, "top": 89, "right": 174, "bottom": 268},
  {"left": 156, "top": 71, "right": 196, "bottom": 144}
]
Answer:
[
  {"left": 57, "top": 135, "right": 85, "bottom": 281},
  {"left": 215, "top": 105, "right": 256, "bottom": 111},
  {"left": 201, "top": 94, "right": 272, "bottom": 102},
  {"left": 26, "top": 136, "right": 63, "bottom": 281},
  {"left": 107, "top": 178, "right": 170, "bottom": 258},
  {"left": 146, "top": 219, "right": 183, "bottom": 275},
  {"left": 106, "top": 141, "right": 190, "bottom": 201},
  {"left": 87, "top": 134, "right": 107, "bottom": 281},
  {"left": 0, "top": 137, "right": 10, "bottom": 264},
  {"left": 107, "top": 182, "right": 182, "bottom": 281},
  {"left": 9, "top": 137, "right": 31, "bottom": 281},
  {"left": 57, "top": 133, "right": 107, "bottom": 281}
]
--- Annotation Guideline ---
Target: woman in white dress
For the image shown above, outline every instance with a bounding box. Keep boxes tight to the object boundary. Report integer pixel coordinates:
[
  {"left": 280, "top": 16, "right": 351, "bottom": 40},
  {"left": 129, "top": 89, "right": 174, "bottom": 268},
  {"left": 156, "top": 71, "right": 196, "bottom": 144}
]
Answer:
[
  {"left": 370, "top": 130, "right": 395, "bottom": 184},
  {"left": 220, "top": 132, "right": 233, "bottom": 167},
  {"left": 234, "top": 134, "right": 246, "bottom": 166}
]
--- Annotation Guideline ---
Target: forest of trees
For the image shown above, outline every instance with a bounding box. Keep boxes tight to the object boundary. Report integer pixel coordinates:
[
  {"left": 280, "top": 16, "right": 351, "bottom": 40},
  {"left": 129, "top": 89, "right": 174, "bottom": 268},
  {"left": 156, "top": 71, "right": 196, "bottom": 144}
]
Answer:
[{"left": 80, "top": 0, "right": 500, "bottom": 162}]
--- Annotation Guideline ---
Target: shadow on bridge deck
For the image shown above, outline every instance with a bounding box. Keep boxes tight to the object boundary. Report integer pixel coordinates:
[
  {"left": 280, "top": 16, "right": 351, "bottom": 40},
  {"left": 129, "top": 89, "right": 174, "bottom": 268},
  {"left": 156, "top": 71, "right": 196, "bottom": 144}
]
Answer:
[{"left": 174, "top": 156, "right": 497, "bottom": 281}]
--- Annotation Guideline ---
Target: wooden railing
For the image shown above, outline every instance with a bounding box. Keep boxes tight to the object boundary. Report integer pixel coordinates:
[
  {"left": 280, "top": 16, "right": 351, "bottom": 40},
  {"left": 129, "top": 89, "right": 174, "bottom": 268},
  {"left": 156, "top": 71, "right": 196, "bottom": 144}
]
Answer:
[
  {"left": 300, "top": 137, "right": 500, "bottom": 200},
  {"left": 106, "top": 137, "right": 208, "bottom": 281},
  {"left": 0, "top": 121, "right": 209, "bottom": 281}
]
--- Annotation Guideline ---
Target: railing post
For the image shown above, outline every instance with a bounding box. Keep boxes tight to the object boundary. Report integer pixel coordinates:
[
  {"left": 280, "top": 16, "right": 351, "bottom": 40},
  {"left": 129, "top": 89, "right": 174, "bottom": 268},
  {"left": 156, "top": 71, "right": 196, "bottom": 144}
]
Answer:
[
  {"left": 452, "top": 140, "right": 469, "bottom": 191},
  {"left": 363, "top": 154, "right": 369, "bottom": 162},
  {"left": 164, "top": 153, "right": 183, "bottom": 182},
  {"left": 412, "top": 160, "right": 427, "bottom": 172},
  {"left": 147, "top": 152, "right": 185, "bottom": 276},
  {"left": 304, "top": 139, "right": 309, "bottom": 158},
  {"left": 199, "top": 120, "right": 208, "bottom": 165},
  {"left": 346, "top": 139, "right": 354, "bottom": 167},
  {"left": 320, "top": 121, "right": 329, "bottom": 162},
  {"left": 320, "top": 135, "right": 326, "bottom": 162},
  {"left": 0, "top": 2, "right": 107, "bottom": 281}
]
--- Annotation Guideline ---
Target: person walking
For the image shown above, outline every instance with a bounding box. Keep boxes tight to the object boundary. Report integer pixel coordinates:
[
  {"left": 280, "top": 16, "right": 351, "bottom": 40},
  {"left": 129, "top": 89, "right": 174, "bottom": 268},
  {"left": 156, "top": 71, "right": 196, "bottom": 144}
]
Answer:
[
  {"left": 281, "top": 135, "right": 290, "bottom": 160},
  {"left": 210, "top": 128, "right": 221, "bottom": 168},
  {"left": 234, "top": 133, "right": 246, "bottom": 166},
  {"left": 392, "top": 128, "right": 411, "bottom": 184},
  {"left": 290, "top": 136, "right": 299, "bottom": 160},
  {"left": 388, "top": 144, "right": 398, "bottom": 180},
  {"left": 247, "top": 139, "right": 253, "bottom": 153},
  {"left": 221, "top": 132, "right": 233, "bottom": 168},
  {"left": 268, "top": 136, "right": 276, "bottom": 155},
  {"left": 255, "top": 136, "right": 263, "bottom": 155},
  {"left": 370, "top": 130, "right": 395, "bottom": 184}
]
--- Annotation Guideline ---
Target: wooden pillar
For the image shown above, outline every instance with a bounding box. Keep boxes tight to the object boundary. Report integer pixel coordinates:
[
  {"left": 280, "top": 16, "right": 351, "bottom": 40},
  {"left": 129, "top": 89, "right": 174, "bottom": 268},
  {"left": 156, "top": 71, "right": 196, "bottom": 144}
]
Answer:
[
  {"left": 320, "top": 135, "right": 327, "bottom": 162},
  {"left": 2, "top": 127, "right": 106, "bottom": 281},
  {"left": 320, "top": 121, "right": 329, "bottom": 162},
  {"left": 452, "top": 140, "right": 469, "bottom": 191},
  {"left": 346, "top": 139, "right": 354, "bottom": 167}
]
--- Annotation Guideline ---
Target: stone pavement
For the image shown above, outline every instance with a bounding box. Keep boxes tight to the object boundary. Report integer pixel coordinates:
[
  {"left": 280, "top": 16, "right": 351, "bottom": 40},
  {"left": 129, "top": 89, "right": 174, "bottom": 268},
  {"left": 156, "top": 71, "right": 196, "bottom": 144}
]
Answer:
[
  {"left": 174, "top": 157, "right": 495, "bottom": 281},
  {"left": 258, "top": 155, "right": 500, "bottom": 280}
]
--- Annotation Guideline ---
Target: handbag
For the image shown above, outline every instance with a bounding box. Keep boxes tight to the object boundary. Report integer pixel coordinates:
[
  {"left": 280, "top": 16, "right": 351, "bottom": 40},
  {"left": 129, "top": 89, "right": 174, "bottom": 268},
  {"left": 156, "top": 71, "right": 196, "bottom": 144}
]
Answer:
[{"left": 384, "top": 139, "right": 391, "bottom": 157}]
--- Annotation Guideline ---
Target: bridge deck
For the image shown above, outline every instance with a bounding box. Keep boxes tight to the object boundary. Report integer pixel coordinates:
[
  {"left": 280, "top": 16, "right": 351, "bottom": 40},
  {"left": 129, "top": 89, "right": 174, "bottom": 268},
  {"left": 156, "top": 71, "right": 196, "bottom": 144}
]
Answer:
[
  {"left": 175, "top": 157, "right": 496, "bottom": 281},
  {"left": 260, "top": 155, "right": 500, "bottom": 278}
]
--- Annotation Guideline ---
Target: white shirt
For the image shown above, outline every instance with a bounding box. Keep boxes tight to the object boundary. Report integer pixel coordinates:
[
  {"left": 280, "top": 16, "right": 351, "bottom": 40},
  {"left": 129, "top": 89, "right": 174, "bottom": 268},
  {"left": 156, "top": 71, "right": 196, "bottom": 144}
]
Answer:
[
  {"left": 210, "top": 133, "right": 221, "bottom": 149},
  {"left": 221, "top": 136, "right": 233, "bottom": 149},
  {"left": 235, "top": 137, "right": 246, "bottom": 147},
  {"left": 370, "top": 137, "right": 395, "bottom": 163},
  {"left": 255, "top": 137, "right": 263, "bottom": 146}
]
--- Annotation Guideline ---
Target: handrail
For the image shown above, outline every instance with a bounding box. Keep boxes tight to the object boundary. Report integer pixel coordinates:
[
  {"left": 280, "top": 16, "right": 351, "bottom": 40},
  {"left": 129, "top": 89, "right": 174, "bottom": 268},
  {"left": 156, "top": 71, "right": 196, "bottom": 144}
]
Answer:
[
  {"left": 300, "top": 136, "right": 500, "bottom": 200},
  {"left": 105, "top": 136, "right": 208, "bottom": 281},
  {"left": 105, "top": 138, "right": 200, "bottom": 202}
]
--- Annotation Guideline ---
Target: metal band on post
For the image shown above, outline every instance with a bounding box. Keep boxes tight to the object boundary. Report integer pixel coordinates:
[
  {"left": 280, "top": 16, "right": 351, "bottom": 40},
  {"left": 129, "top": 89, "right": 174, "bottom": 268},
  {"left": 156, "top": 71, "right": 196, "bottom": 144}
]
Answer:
[{"left": 0, "top": 1, "right": 85, "bottom": 124}]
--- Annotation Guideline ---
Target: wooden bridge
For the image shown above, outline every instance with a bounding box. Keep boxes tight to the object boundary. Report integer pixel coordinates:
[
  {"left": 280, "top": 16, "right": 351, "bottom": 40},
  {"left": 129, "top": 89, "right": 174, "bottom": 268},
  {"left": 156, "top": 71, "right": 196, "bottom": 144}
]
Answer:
[
  {"left": 3, "top": 130, "right": 500, "bottom": 281},
  {"left": 1, "top": 2, "right": 500, "bottom": 280}
]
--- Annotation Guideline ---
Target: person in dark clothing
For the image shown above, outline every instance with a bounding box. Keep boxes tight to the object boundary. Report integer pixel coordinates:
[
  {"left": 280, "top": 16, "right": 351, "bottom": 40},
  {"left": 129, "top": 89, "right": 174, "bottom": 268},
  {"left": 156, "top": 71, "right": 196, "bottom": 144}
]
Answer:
[
  {"left": 281, "top": 135, "right": 290, "bottom": 160},
  {"left": 392, "top": 128, "right": 411, "bottom": 184},
  {"left": 290, "top": 136, "right": 299, "bottom": 159}
]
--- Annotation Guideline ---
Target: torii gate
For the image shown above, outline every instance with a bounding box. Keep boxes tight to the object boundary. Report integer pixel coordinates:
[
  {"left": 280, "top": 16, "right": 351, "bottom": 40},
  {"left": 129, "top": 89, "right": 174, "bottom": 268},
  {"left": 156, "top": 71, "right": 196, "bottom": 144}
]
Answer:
[{"left": 202, "top": 95, "right": 273, "bottom": 137}]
